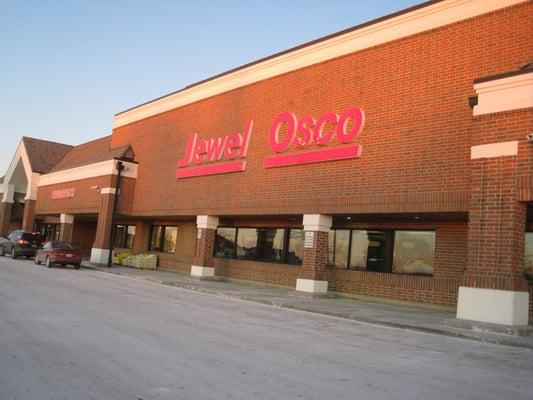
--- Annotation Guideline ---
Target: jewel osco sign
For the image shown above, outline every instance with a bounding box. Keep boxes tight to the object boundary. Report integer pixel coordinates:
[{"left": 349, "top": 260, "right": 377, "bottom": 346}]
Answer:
[{"left": 176, "top": 106, "right": 365, "bottom": 179}]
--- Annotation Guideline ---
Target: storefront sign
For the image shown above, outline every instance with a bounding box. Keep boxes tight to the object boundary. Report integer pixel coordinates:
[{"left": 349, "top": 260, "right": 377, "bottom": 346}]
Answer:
[
  {"left": 175, "top": 106, "right": 364, "bottom": 178},
  {"left": 263, "top": 107, "right": 365, "bottom": 168},
  {"left": 51, "top": 188, "right": 76, "bottom": 199},
  {"left": 176, "top": 121, "right": 253, "bottom": 178}
]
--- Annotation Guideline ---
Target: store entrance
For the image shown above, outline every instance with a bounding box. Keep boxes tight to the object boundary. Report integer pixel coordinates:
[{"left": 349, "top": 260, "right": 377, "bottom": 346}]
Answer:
[{"left": 34, "top": 223, "right": 60, "bottom": 241}]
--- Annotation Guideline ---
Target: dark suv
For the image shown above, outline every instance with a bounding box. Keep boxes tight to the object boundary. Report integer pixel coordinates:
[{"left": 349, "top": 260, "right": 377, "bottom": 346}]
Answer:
[{"left": 0, "top": 230, "right": 42, "bottom": 259}]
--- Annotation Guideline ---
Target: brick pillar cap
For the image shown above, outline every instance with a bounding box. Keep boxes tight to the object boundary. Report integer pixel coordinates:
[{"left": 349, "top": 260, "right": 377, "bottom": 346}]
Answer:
[
  {"left": 196, "top": 215, "right": 219, "bottom": 230},
  {"left": 303, "top": 214, "right": 332, "bottom": 232},
  {"left": 60, "top": 214, "right": 75, "bottom": 224}
]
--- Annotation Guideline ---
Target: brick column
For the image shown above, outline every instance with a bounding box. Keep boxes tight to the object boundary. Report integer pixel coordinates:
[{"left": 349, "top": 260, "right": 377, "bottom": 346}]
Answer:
[
  {"left": 90, "top": 188, "right": 116, "bottom": 264},
  {"left": 457, "top": 142, "right": 529, "bottom": 326},
  {"left": 296, "top": 214, "right": 332, "bottom": 294},
  {"left": 0, "top": 184, "right": 15, "bottom": 236},
  {"left": 59, "top": 214, "right": 75, "bottom": 243},
  {"left": 132, "top": 220, "right": 151, "bottom": 253},
  {"left": 0, "top": 202, "right": 13, "bottom": 237},
  {"left": 21, "top": 199, "right": 36, "bottom": 232},
  {"left": 191, "top": 215, "right": 218, "bottom": 278}
]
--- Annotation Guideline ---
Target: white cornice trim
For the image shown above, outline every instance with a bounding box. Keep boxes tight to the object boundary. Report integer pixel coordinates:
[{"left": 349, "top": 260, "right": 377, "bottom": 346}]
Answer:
[
  {"left": 38, "top": 160, "right": 138, "bottom": 187},
  {"left": 473, "top": 72, "right": 533, "bottom": 116},
  {"left": 113, "top": 0, "right": 526, "bottom": 129},
  {"left": 471, "top": 141, "right": 518, "bottom": 159},
  {"left": 2, "top": 140, "right": 40, "bottom": 200},
  {"left": 1, "top": 184, "right": 15, "bottom": 204}
]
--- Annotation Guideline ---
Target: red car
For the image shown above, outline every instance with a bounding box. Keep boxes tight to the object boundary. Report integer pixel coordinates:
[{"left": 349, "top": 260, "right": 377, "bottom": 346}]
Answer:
[{"left": 35, "top": 241, "right": 82, "bottom": 269}]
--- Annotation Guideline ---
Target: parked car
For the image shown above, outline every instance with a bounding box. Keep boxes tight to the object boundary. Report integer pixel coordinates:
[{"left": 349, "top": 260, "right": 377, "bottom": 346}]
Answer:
[
  {"left": 34, "top": 241, "right": 81, "bottom": 269},
  {"left": 0, "top": 230, "right": 42, "bottom": 259}
]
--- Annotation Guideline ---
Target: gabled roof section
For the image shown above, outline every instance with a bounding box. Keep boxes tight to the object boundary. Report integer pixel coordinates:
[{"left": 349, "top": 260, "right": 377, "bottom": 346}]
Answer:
[
  {"left": 49, "top": 135, "right": 134, "bottom": 173},
  {"left": 22, "top": 137, "right": 73, "bottom": 173}
]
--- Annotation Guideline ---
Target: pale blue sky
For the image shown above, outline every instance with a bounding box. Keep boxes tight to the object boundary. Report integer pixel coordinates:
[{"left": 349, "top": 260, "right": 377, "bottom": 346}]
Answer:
[{"left": 0, "top": 0, "right": 419, "bottom": 174}]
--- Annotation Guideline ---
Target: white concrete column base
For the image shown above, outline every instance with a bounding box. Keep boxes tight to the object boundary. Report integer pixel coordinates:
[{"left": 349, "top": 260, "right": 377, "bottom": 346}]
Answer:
[
  {"left": 296, "top": 278, "right": 328, "bottom": 294},
  {"left": 90, "top": 248, "right": 111, "bottom": 264},
  {"left": 191, "top": 265, "right": 215, "bottom": 278},
  {"left": 456, "top": 286, "right": 530, "bottom": 326}
]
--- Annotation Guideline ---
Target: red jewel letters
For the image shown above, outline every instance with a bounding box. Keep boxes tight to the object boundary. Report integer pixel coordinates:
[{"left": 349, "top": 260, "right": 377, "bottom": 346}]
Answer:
[{"left": 176, "top": 121, "right": 253, "bottom": 178}]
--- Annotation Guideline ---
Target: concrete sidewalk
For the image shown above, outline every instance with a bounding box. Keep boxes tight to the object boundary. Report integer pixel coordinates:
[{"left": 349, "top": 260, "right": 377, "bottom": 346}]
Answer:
[{"left": 83, "top": 263, "right": 533, "bottom": 349}]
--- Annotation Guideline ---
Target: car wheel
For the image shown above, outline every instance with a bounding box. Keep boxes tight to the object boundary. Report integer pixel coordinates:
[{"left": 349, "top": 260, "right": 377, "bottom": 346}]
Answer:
[
  {"left": 0, "top": 245, "right": 5, "bottom": 256},
  {"left": 73, "top": 264, "right": 80, "bottom": 270},
  {"left": 45, "top": 256, "right": 53, "bottom": 268},
  {"left": 11, "top": 247, "right": 17, "bottom": 260},
  {"left": 34, "top": 255, "right": 41, "bottom": 265}
]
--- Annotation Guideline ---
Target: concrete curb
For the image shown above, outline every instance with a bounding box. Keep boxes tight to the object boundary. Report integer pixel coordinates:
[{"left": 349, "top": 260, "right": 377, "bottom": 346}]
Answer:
[{"left": 82, "top": 265, "right": 533, "bottom": 350}]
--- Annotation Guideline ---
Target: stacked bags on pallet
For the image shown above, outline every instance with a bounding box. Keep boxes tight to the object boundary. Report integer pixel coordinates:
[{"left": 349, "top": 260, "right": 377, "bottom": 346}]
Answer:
[{"left": 113, "top": 253, "right": 158, "bottom": 270}]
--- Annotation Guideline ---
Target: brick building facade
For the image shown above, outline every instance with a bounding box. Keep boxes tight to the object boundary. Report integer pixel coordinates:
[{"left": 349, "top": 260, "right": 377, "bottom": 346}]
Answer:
[{"left": 0, "top": 0, "right": 532, "bottom": 326}]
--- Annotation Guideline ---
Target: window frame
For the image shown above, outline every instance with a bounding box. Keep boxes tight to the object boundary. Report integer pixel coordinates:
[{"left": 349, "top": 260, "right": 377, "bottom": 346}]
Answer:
[
  {"left": 214, "top": 227, "right": 304, "bottom": 265},
  {"left": 114, "top": 224, "right": 136, "bottom": 249},
  {"left": 524, "top": 231, "right": 533, "bottom": 279},
  {"left": 328, "top": 228, "right": 435, "bottom": 276},
  {"left": 148, "top": 225, "right": 178, "bottom": 253},
  {"left": 392, "top": 230, "right": 436, "bottom": 276}
]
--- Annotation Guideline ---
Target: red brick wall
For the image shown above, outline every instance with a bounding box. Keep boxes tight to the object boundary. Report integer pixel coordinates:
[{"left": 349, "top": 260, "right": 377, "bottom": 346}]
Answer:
[
  {"left": 111, "top": 3, "right": 531, "bottom": 218},
  {"left": 214, "top": 258, "right": 298, "bottom": 287},
  {"left": 72, "top": 220, "right": 97, "bottom": 258},
  {"left": 36, "top": 176, "right": 136, "bottom": 215}
]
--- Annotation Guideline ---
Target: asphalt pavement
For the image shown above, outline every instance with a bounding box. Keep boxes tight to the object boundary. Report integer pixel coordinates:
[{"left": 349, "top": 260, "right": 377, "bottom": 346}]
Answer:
[{"left": 1, "top": 256, "right": 532, "bottom": 400}]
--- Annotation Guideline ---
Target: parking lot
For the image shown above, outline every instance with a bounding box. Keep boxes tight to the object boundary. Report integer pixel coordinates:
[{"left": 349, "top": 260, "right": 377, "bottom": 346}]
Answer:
[{"left": 1, "top": 256, "right": 533, "bottom": 400}]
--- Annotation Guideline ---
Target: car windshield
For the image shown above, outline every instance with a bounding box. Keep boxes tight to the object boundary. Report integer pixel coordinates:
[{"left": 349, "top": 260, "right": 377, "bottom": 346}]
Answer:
[{"left": 52, "top": 242, "right": 72, "bottom": 249}]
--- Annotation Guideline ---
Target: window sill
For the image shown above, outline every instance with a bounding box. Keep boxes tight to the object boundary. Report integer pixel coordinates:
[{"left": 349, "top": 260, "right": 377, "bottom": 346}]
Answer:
[{"left": 326, "top": 267, "right": 434, "bottom": 277}]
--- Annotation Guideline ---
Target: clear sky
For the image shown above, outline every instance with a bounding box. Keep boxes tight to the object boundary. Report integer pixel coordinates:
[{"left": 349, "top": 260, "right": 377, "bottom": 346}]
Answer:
[{"left": 0, "top": 0, "right": 420, "bottom": 174}]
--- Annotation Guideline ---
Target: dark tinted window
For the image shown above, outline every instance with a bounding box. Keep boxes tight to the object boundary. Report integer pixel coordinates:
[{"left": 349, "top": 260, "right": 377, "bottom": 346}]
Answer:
[
  {"left": 215, "top": 228, "right": 236, "bottom": 258},
  {"left": 287, "top": 229, "right": 304, "bottom": 265},
  {"left": 114, "top": 225, "right": 136, "bottom": 249},
  {"left": 236, "top": 228, "right": 258, "bottom": 260},
  {"left": 22, "top": 233, "right": 40, "bottom": 241},
  {"left": 256, "top": 228, "right": 284, "bottom": 262},
  {"left": 525, "top": 232, "right": 533, "bottom": 278},
  {"left": 149, "top": 225, "right": 178, "bottom": 253},
  {"left": 214, "top": 227, "right": 303, "bottom": 265}
]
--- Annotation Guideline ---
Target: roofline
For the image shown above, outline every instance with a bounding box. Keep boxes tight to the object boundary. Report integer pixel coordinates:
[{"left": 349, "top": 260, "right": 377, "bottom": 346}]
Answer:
[
  {"left": 113, "top": 0, "right": 528, "bottom": 129},
  {"left": 22, "top": 136, "right": 73, "bottom": 148},
  {"left": 115, "top": 0, "right": 441, "bottom": 117}
]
